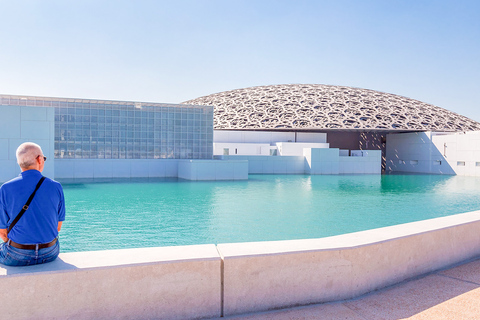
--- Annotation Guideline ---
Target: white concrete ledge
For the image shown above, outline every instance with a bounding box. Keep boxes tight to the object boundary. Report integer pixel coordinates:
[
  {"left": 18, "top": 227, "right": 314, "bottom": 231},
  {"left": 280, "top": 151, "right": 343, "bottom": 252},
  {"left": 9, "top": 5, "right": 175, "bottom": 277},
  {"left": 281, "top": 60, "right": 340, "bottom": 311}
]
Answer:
[
  {"left": 0, "top": 244, "right": 222, "bottom": 320},
  {"left": 218, "top": 210, "right": 480, "bottom": 316},
  {"left": 1, "top": 212, "right": 480, "bottom": 319}
]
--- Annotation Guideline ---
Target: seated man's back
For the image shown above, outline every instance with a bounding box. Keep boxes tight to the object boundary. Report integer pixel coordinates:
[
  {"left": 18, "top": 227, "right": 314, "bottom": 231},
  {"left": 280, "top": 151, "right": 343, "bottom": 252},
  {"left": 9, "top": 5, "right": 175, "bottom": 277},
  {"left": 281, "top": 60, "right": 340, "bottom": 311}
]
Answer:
[{"left": 0, "top": 142, "right": 65, "bottom": 266}]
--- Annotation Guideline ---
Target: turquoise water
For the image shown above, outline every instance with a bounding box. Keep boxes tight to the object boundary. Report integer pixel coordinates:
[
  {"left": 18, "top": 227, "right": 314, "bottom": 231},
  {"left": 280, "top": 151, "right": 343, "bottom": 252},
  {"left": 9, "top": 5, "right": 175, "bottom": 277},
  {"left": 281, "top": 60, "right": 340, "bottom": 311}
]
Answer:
[{"left": 60, "top": 174, "right": 480, "bottom": 252}]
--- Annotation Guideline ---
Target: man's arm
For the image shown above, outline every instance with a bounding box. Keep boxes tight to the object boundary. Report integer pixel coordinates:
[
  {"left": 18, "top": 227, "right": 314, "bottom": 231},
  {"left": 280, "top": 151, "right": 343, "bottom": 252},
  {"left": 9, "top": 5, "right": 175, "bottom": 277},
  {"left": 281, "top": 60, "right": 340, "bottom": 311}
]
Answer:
[
  {"left": 0, "top": 228, "right": 7, "bottom": 243},
  {"left": 58, "top": 221, "right": 63, "bottom": 232}
]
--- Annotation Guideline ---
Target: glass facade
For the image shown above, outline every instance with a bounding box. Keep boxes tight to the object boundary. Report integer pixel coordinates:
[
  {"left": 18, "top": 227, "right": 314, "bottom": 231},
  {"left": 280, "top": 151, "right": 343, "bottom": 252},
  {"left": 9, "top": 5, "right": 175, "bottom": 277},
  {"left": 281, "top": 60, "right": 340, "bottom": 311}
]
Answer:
[{"left": 1, "top": 95, "right": 214, "bottom": 160}]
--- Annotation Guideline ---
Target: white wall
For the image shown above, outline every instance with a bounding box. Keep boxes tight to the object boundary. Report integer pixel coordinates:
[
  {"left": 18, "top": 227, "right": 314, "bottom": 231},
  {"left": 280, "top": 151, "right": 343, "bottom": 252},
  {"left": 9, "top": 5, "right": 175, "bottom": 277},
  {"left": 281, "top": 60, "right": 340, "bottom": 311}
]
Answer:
[
  {"left": 213, "top": 142, "right": 272, "bottom": 156},
  {"left": 216, "top": 141, "right": 331, "bottom": 157},
  {"left": 432, "top": 131, "right": 480, "bottom": 176},
  {"left": 219, "top": 148, "right": 381, "bottom": 175},
  {"left": 277, "top": 142, "right": 329, "bottom": 156},
  {"left": 216, "top": 155, "right": 305, "bottom": 174},
  {"left": 0, "top": 245, "right": 221, "bottom": 320},
  {"left": 0, "top": 105, "right": 54, "bottom": 183},
  {"left": 296, "top": 132, "right": 328, "bottom": 143},
  {"left": 304, "top": 148, "right": 381, "bottom": 174},
  {"left": 386, "top": 131, "right": 480, "bottom": 175},
  {"left": 219, "top": 210, "right": 480, "bottom": 316},
  {"left": 386, "top": 132, "right": 448, "bottom": 174},
  {"left": 56, "top": 159, "right": 249, "bottom": 181},
  {"left": 214, "top": 130, "right": 327, "bottom": 144},
  {"left": 178, "top": 159, "right": 248, "bottom": 180},
  {"left": 56, "top": 150, "right": 382, "bottom": 180},
  {"left": 55, "top": 159, "right": 180, "bottom": 180},
  {"left": 304, "top": 148, "right": 340, "bottom": 174},
  {"left": 340, "top": 150, "right": 382, "bottom": 174}
]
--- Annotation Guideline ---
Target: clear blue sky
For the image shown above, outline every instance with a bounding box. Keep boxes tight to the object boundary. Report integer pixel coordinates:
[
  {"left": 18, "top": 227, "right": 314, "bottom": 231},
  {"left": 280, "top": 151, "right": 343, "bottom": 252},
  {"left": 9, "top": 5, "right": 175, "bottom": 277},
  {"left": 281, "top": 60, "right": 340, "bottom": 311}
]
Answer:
[{"left": 1, "top": 0, "right": 479, "bottom": 121}]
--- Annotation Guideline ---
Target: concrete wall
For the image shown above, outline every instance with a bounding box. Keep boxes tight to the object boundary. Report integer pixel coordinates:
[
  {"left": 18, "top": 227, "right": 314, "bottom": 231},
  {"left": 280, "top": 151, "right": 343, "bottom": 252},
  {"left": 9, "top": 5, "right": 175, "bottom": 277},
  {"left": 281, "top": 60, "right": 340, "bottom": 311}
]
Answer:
[
  {"left": 386, "top": 132, "right": 452, "bottom": 174},
  {"left": 56, "top": 159, "right": 249, "bottom": 181},
  {"left": 386, "top": 131, "right": 480, "bottom": 175},
  {"left": 340, "top": 150, "right": 382, "bottom": 174},
  {"left": 296, "top": 132, "right": 329, "bottom": 143},
  {"left": 214, "top": 130, "right": 327, "bottom": 144},
  {"left": 304, "top": 148, "right": 382, "bottom": 174},
  {"left": 218, "top": 210, "right": 480, "bottom": 316},
  {"left": 53, "top": 150, "right": 380, "bottom": 181},
  {"left": 1, "top": 211, "right": 479, "bottom": 319},
  {"left": 0, "top": 245, "right": 221, "bottom": 320},
  {"left": 56, "top": 159, "right": 250, "bottom": 181},
  {"left": 216, "top": 155, "right": 305, "bottom": 174},
  {"left": 276, "top": 142, "right": 329, "bottom": 156},
  {"left": 178, "top": 159, "right": 248, "bottom": 180},
  {"left": 432, "top": 131, "right": 480, "bottom": 176},
  {"left": 326, "top": 131, "right": 387, "bottom": 171},
  {"left": 218, "top": 148, "right": 381, "bottom": 175},
  {"left": 55, "top": 159, "right": 181, "bottom": 180},
  {"left": 213, "top": 142, "right": 272, "bottom": 156},
  {"left": 0, "top": 105, "right": 54, "bottom": 183},
  {"left": 304, "top": 148, "right": 340, "bottom": 174}
]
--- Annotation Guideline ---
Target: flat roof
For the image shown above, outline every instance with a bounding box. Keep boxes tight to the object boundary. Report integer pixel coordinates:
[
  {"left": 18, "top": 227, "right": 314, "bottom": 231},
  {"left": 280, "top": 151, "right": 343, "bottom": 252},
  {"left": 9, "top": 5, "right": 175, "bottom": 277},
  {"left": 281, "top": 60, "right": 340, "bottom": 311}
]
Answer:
[{"left": 0, "top": 93, "right": 212, "bottom": 111}]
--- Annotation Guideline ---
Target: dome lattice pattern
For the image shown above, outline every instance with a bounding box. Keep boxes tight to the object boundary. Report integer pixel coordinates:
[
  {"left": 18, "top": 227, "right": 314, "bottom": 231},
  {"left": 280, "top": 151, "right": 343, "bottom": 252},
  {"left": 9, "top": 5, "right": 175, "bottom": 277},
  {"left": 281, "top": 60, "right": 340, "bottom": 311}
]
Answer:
[{"left": 183, "top": 84, "right": 480, "bottom": 132}]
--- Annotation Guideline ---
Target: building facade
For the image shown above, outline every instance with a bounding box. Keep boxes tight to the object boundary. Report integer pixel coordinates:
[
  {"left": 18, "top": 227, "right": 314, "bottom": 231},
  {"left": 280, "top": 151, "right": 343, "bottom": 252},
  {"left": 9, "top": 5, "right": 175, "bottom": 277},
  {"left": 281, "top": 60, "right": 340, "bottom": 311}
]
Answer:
[
  {"left": 184, "top": 84, "right": 480, "bottom": 176},
  {"left": 0, "top": 94, "right": 214, "bottom": 182},
  {"left": 3, "top": 85, "right": 479, "bottom": 182}
]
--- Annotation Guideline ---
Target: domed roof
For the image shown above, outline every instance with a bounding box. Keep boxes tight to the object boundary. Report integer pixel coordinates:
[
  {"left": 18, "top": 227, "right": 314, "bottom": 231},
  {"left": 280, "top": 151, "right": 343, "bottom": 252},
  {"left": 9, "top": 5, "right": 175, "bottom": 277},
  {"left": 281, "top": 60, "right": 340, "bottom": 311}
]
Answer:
[{"left": 183, "top": 84, "right": 480, "bottom": 132}]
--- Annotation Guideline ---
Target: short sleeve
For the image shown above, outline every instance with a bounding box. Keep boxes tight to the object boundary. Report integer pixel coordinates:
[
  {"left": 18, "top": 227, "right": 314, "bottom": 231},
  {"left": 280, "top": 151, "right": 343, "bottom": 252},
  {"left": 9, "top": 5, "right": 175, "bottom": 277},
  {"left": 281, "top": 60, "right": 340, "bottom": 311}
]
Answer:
[
  {"left": 0, "top": 187, "right": 9, "bottom": 229},
  {"left": 57, "top": 185, "right": 66, "bottom": 222}
]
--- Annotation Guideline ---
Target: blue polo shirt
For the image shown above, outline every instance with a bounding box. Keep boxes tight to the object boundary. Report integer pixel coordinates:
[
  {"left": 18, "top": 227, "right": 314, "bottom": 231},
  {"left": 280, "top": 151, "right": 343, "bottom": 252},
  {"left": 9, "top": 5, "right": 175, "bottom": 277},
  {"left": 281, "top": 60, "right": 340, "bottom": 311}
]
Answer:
[{"left": 0, "top": 170, "right": 65, "bottom": 244}]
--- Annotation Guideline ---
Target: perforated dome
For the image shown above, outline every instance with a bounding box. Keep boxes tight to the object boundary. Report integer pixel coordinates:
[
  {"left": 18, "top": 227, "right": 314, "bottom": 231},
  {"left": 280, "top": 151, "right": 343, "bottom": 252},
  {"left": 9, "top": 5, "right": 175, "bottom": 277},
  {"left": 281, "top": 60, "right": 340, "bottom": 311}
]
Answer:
[{"left": 183, "top": 84, "right": 480, "bottom": 132}]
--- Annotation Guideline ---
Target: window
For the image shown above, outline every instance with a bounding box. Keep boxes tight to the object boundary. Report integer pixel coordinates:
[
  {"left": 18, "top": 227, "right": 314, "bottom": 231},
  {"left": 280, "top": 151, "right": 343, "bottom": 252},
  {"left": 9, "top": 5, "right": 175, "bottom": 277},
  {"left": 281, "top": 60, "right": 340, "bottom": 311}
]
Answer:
[{"left": 53, "top": 100, "right": 213, "bottom": 159}]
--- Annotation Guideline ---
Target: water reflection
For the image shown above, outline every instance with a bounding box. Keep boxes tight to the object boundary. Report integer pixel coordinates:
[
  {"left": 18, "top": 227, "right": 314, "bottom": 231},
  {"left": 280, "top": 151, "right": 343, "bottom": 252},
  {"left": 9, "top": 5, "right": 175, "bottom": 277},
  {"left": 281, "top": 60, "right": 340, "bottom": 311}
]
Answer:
[
  {"left": 61, "top": 174, "right": 480, "bottom": 252},
  {"left": 380, "top": 174, "right": 455, "bottom": 194}
]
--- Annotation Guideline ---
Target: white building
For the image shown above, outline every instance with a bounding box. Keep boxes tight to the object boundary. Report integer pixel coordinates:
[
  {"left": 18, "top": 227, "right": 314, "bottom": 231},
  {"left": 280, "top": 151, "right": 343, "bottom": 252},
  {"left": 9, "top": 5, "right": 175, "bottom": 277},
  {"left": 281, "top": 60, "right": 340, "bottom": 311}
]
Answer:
[
  {"left": 386, "top": 131, "right": 480, "bottom": 176},
  {"left": 184, "top": 84, "right": 480, "bottom": 177},
  {"left": 2, "top": 84, "right": 479, "bottom": 182}
]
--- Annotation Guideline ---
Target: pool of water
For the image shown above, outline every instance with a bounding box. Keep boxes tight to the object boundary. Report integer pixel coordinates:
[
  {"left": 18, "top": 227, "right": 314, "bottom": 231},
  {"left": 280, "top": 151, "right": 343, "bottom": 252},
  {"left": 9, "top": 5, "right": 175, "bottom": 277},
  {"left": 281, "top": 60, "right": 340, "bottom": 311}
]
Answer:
[{"left": 60, "top": 174, "right": 480, "bottom": 252}]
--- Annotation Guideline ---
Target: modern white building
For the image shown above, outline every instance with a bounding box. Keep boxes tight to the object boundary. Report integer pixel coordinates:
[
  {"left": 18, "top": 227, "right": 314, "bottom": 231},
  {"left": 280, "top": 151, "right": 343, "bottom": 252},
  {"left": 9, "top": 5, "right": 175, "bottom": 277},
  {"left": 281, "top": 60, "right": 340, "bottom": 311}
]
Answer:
[
  {"left": 386, "top": 131, "right": 480, "bottom": 176},
  {"left": 184, "top": 84, "right": 480, "bottom": 177},
  {"left": 212, "top": 130, "right": 381, "bottom": 174},
  {"left": 0, "top": 94, "right": 225, "bottom": 182},
  {"left": 2, "top": 84, "right": 480, "bottom": 182}
]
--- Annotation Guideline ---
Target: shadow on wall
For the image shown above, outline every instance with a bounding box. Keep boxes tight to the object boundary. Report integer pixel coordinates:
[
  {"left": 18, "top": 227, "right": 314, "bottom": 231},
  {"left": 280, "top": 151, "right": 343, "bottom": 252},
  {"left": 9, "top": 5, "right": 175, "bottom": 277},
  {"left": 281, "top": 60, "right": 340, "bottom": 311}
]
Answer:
[
  {"left": 385, "top": 132, "right": 455, "bottom": 174},
  {"left": 326, "top": 131, "right": 386, "bottom": 172},
  {"left": 359, "top": 132, "right": 386, "bottom": 172}
]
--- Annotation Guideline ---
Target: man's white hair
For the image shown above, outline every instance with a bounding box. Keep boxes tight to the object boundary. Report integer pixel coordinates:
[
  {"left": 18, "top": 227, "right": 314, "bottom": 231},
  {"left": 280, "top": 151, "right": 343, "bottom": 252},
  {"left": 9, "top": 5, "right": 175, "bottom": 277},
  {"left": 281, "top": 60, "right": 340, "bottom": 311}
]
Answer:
[{"left": 16, "top": 142, "right": 43, "bottom": 169}]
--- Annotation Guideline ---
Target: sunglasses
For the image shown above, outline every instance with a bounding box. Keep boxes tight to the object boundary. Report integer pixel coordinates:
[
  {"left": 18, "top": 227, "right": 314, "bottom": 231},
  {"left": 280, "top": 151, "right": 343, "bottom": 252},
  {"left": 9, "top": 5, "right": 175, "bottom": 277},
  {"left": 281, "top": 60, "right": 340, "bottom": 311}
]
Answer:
[{"left": 37, "top": 155, "right": 47, "bottom": 162}]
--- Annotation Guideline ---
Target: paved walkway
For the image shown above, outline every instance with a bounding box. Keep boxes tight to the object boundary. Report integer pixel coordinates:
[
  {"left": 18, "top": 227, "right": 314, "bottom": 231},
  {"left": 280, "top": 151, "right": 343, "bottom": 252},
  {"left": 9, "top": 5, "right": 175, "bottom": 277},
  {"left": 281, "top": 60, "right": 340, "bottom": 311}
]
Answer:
[{"left": 219, "top": 257, "right": 480, "bottom": 319}]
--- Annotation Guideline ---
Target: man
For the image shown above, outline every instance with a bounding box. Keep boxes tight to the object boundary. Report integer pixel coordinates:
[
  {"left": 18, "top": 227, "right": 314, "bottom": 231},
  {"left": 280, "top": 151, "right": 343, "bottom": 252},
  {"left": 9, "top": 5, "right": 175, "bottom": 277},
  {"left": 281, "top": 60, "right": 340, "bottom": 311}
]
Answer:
[{"left": 0, "top": 142, "right": 65, "bottom": 266}]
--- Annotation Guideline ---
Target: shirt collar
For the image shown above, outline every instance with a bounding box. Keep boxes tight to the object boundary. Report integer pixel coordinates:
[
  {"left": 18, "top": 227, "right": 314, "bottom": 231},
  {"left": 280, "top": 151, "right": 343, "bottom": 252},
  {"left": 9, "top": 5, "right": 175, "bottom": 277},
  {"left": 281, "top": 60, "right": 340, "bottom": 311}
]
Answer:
[{"left": 20, "top": 170, "right": 42, "bottom": 178}]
